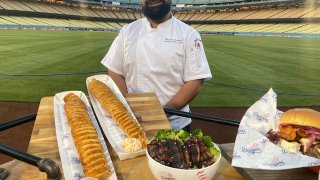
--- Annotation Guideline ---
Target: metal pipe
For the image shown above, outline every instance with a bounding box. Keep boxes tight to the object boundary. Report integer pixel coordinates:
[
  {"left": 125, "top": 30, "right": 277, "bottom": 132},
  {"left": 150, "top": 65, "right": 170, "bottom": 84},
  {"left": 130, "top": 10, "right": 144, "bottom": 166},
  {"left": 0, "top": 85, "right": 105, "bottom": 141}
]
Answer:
[
  {"left": 38, "top": 158, "right": 62, "bottom": 180},
  {"left": 0, "top": 168, "right": 9, "bottom": 180},
  {"left": 0, "top": 144, "right": 61, "bottom": 179},
  {"left": 163, "top": 108, "right": 240, "bottom": 127},
  {"left": 0, "top": 144, "right": 40, "bottom": 166},
  {"left": 0, "top": 114, "right": 37, "bottom": 132}
]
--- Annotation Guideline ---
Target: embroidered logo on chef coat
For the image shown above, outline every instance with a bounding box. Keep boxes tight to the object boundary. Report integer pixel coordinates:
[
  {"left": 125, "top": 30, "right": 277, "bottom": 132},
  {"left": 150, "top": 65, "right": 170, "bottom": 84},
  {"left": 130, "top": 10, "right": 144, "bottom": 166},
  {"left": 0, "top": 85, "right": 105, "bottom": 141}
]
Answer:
[
  {"left": 164, "top": 38, "right": 183, "bottom": 44},
  {"left": 194, "top": 37, "right": 202, "bottom": 50}
]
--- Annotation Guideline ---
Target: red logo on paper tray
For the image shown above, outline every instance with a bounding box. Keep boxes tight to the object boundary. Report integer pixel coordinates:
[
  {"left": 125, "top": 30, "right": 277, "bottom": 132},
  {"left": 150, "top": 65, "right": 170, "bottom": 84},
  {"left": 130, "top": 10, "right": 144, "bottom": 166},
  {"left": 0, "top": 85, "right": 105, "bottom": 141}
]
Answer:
[{"left": 197, "top": 170, "right": 207, "bottom": 180}]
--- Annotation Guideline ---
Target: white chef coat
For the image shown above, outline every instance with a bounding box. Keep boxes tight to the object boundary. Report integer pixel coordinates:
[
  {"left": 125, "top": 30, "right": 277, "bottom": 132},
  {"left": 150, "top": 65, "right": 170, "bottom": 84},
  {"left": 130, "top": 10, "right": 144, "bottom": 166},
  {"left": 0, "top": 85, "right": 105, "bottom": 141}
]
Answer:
[{"left": 101, "top": 16, "right": 212, "bottom": 130}]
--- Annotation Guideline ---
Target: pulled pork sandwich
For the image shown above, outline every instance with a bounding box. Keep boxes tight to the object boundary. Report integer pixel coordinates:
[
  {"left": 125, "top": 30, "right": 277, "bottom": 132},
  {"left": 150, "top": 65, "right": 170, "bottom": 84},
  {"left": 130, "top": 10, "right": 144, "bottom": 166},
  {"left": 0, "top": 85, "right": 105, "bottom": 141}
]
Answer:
[{"left": 266, "top": 108, "right": 320, "bottom": 159}]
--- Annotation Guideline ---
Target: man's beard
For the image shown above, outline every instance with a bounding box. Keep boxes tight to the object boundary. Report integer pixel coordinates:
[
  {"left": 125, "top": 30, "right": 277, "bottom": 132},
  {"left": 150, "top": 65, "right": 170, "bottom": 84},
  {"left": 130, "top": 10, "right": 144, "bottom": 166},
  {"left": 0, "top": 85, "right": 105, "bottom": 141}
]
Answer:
[{"left": 142, "top": 1, "right": 171, "bottom": 20}]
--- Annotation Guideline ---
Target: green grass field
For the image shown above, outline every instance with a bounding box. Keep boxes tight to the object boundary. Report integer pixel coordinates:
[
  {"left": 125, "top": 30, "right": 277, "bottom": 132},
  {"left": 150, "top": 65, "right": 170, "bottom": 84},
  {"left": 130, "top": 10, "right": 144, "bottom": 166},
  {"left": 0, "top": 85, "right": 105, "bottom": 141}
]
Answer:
[{"left": 0, "top": 29, "right": 319, "bottom": 107}]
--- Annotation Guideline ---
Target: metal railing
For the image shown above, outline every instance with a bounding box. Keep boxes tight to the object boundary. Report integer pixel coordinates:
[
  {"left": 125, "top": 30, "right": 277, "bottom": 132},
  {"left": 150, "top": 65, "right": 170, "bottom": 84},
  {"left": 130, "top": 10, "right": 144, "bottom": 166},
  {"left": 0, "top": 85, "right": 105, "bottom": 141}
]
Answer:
[{"left": 0, "top": 114, "right": 61, "bottom": 180}]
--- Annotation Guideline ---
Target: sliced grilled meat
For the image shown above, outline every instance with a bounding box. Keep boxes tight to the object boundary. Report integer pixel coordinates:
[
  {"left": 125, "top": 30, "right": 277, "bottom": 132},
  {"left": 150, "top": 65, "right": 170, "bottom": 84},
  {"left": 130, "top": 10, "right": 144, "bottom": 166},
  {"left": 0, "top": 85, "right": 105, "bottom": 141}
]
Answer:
[
  {"left": 181, "top": 144, "right": 190, "bottom": 168},
  {"left": 147, "top": 140, "right": 169, "bottom": 166},
  {"left": 199, "top": 141, "right": 214, "bottom": 167},
  {"left": 186, "top": 137, "right": 201, "bottom": 168},
  {"left": 147, "top": 137, "right": 215, "bottom": 169},
  {"left": 167, "top": 139, "right": 184, "bottom": 168}
]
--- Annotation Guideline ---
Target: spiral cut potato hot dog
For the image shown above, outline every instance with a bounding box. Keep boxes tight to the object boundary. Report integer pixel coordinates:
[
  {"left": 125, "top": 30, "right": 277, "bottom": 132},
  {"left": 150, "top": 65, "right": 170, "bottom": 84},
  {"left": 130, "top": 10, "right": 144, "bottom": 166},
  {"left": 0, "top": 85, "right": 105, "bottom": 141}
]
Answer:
[
  {"left": 63, "top": 93, "right": 111, "bottom": 179},
  {"left": 88, "top": 78, "right": 148, "bottom": 148}
]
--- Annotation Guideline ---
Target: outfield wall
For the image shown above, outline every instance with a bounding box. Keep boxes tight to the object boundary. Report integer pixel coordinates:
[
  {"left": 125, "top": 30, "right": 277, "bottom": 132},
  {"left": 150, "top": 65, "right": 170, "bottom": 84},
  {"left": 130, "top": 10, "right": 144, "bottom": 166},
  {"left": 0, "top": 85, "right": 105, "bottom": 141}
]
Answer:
[
  {"left": 198, "top": 31, "right": 320, "bottom": 38},
  {"left": 1, "top": 24, "right": 320, "bottom": 38},
  {"left": 235, "top": 32, "right": 320, "bottom": 38},
  {"left": 0, "top": 24, "right": 118, "bottom": 32}
]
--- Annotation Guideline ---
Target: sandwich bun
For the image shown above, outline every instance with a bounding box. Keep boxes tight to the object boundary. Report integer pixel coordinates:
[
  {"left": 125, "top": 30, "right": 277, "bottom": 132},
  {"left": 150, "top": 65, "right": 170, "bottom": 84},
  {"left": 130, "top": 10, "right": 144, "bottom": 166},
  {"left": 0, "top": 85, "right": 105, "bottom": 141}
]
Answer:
[{"left": 279, "top": 108, "right": 320, "bottom": 129}]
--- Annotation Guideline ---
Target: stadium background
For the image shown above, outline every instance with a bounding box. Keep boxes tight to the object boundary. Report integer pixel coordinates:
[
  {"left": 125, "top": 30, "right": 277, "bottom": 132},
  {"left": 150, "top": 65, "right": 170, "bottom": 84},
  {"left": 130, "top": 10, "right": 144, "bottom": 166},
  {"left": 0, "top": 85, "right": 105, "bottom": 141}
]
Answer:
[
  {"left": 0, "top": 0, "right": 320, "bottom": 35},
  {"left": 1, "top": 0, "right": 320, "bottom": 164}
]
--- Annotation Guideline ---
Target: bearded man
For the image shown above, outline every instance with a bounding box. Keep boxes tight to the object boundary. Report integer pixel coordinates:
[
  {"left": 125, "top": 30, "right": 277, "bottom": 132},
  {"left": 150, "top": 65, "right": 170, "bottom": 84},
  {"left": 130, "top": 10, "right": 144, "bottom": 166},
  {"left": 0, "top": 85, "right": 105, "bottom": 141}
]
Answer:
[{"left": 101, "top": 0, "right": 212, "bottom": 131}]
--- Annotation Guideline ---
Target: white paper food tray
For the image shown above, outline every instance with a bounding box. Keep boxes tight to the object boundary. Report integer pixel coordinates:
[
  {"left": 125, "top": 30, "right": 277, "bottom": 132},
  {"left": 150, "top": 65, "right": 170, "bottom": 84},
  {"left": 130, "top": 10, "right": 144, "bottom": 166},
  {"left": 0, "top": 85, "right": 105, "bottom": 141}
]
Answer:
[
  {"left": 232, "top": 88, "right": 320, "bottom": 170},
  {"left": 54, "top": 91, "right": 117, "bottom": 180},
  {"left": 86, "top": 75, "right": 146, "bottom": 160}
]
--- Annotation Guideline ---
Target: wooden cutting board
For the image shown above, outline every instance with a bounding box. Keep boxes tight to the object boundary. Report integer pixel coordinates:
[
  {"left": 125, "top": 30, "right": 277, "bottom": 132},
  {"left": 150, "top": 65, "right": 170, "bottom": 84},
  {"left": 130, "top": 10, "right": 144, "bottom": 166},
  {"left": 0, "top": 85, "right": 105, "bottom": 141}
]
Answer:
[
  {"left": 15, "top": 92, "right": 242, "bottom": 180},
  {"left": 19, "top": 92, "right": 170, "bottom": 180}
]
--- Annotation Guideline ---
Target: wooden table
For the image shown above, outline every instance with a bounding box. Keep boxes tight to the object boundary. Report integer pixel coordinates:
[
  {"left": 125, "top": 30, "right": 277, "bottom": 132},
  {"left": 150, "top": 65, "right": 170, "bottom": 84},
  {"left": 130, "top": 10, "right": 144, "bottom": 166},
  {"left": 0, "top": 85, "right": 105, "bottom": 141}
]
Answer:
[{"left": 3, "top": 93, "right": 243, "bottom": 180}]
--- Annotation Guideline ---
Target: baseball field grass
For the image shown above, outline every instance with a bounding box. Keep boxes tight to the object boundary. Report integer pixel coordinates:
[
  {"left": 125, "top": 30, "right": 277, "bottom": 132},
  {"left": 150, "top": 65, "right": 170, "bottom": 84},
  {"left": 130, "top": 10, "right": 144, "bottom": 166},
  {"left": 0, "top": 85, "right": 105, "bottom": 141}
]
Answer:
[{"left": 0, "top": 29, "right": 319, "bottom": 107}]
